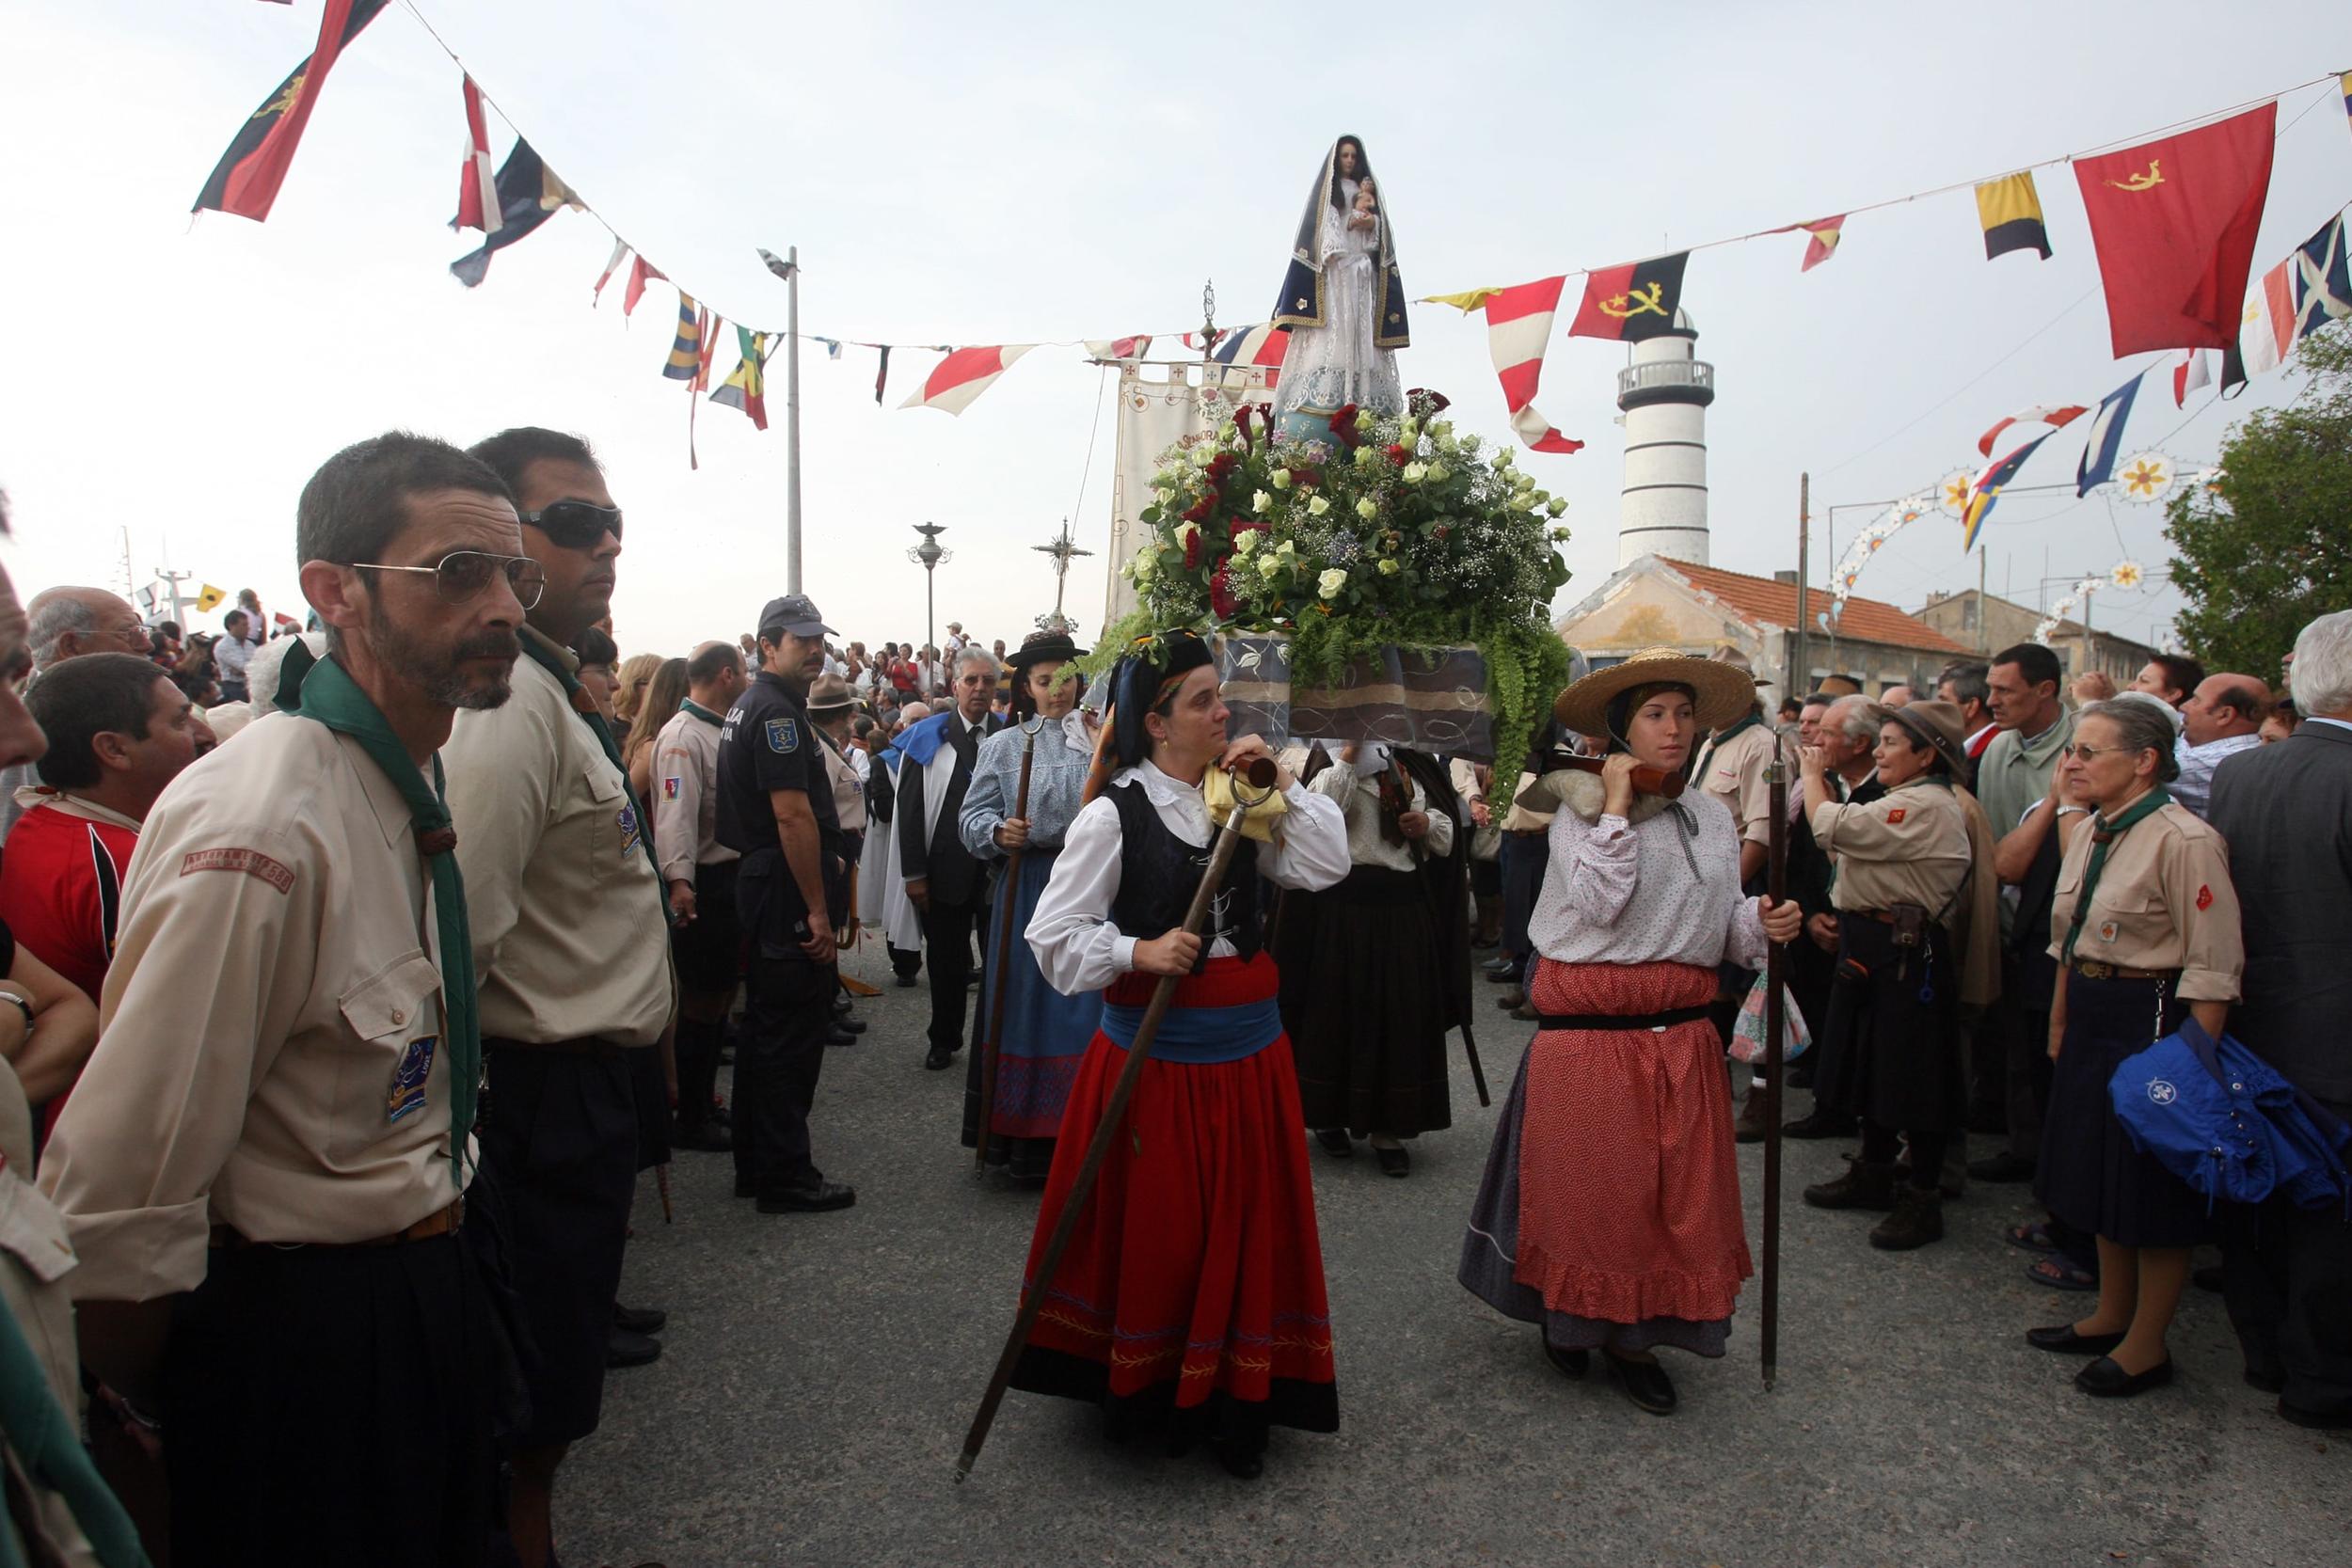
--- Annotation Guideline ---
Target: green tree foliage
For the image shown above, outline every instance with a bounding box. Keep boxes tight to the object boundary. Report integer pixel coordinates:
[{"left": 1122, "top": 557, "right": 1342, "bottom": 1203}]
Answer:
[{"left": 2165, "top": 326, "right": 2352, "bottom": 678}]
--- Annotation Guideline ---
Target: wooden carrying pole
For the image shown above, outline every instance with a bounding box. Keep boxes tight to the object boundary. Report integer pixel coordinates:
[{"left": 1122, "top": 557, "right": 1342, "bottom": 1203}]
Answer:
[
  {"left": 1761, "top": 751, "right": 1789, "bottom": 1390},
  {"left": 974, "top": 721, "right": 1041, "bottom": 1175},
  {"left": 954, "top": 756, "right": 1279, "bottom": 1482}
]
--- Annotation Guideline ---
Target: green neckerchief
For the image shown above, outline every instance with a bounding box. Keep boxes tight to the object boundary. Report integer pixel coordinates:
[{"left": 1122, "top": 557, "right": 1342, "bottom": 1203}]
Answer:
[
  {"left": 2059, "top": 784, "right": 2171, "bottom": 966},
  {"left": 516, "top": 628, "right": 661, "bottom": 879},
  {"left": 681, "top": 698, "right": 724, "bottom": 725},
  {"left": 0, "top": 1297, "right": 148, "bottom": 1567},
  {"left": 276, "top": 645, "right": 478, "bottom": 1178}
]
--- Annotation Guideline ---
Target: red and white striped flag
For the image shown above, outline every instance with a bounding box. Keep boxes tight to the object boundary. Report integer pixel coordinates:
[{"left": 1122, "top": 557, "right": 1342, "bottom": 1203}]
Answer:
[
  {"left": 1084, "top": 334, "right": 1153, "bottom": 361},
  {"left": 901, "top": 346, "right": 1035, "bottom": 416},
  {"left": 2170, "top": 348, "right": 2211, "bottom": 407},
  {"left": 1470, "top": 278, "right": 1583, "bottom": 454},
  {"left": 1977, "top": 404, "right": 2088, "bottom": 458},
  {"left": 591, "top": 239, "right": 628, "bottom": 305},
  {"left": 453, "top": 77, "right": 501, "bottom": 234}
]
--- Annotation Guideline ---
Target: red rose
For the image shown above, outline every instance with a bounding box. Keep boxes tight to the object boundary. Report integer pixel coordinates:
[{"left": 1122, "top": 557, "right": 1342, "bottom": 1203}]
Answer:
[
  {"left": 1293, "top": 465, "right": 1323, "bottom": 489},
  {"left": 1385, "top": 443, "right": 1408, "bottom": 467},
  {"left": 1329, "top": 404, "right": 1362, "bottom": 450},
  {"left": 1210, "top": 559, "right": 1236, "bottom": 619}
]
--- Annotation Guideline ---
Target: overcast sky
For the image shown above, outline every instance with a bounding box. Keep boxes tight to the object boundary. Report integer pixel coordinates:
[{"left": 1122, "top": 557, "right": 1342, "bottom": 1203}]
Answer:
[{"left": 3, "top": 1, "right": 2344, "bottom": 659}]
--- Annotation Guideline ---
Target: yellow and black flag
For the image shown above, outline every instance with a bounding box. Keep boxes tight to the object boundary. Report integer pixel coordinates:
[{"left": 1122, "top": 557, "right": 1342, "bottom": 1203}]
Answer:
[
  {"left": 193, "top": 0, "right": 390, "bottom": 222},
  {"left": 1976, "top": 172, "right": 2051, "bottom": 262},
  {"left": 194, "top": 585, "right": 227, "bottom": 614}
]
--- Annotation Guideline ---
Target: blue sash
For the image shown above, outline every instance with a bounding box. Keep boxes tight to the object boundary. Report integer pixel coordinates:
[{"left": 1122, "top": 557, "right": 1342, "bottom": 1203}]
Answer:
[{"left": 1098, "top": 995, "right": 1282, "bottom": 1064}]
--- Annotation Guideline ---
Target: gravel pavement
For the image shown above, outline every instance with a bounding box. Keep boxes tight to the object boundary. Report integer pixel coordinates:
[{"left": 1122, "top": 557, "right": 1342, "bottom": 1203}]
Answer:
[{"left": 561, "top": 943, "right": 2347, "bottom": 1567}]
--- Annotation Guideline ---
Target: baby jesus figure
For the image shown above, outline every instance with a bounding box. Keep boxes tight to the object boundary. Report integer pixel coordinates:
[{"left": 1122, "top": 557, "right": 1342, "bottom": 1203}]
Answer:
[{"left": 1349, "top": 176, "right": 1379, "bottom": 230}]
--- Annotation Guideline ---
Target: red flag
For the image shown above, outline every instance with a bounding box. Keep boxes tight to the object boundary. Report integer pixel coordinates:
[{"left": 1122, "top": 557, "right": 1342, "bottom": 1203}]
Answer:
[
  {"left": 1568, "top": 253, "right": 1689, "bottom": 341},
  {"left": 2074, "top": 103, "right": 2277, "bottom": 355},
  {"left": 623, "top": 254, "right": 665, "bottom": 318},
  {"left": 1788, "top": 216, "right": 1845, "bottom": 272},
  {"left": 1479, "top": 278, "right": 1582, "bottom": 453},
  {"left": 193, "top": 0, "right": 389, "bottom": 221},
  {"left": 453, "top": 76, "right": 500, "bottom": 233}
]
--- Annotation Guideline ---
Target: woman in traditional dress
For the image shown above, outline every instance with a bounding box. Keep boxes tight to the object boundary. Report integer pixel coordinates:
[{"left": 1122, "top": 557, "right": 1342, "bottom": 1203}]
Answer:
[
  {"left": 1276, "top": 742, "right": 1464, "bottom": 1176},
  {"left": 958, "top": 630, "right": 1104, "bottom": 1180},
  {"left": 1015, "top": 633, "right": 1350, "bottom": 1477},
  {"left": 2026, "top": 697, "right": 2243, "bottom": 1399},
  {"left": 1798, "top": 700, "right": 2000, "bottom": 1251},
  {"left": 1458, "top": 648, "right": 1803, "bottom": 1416},
  {"left": 1271, "top": 135, "right": 1408, "bottom": 424}
]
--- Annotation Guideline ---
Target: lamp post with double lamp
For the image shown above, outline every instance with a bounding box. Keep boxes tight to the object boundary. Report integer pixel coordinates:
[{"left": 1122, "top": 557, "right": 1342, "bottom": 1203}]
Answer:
[{"left": 909, "top": 521, "right": 951, "bottom": 665}]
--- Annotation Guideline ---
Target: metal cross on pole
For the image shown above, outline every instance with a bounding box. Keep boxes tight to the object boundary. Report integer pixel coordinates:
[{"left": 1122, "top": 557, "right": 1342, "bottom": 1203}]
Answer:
[{"left": 1032, "top": 519, "right": 1092, "bottom": 634}]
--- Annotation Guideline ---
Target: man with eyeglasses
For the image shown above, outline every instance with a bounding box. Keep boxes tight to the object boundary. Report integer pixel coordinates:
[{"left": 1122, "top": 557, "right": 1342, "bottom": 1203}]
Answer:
[
  {"left": 0, "top": 587, "right": 154, "bottom": 843},
  {"left": 42, "top": 433, "right": 529, "bottom": 1563},
  {"left": 438, "top": 427, "right": 674, "bottom": 1568}
]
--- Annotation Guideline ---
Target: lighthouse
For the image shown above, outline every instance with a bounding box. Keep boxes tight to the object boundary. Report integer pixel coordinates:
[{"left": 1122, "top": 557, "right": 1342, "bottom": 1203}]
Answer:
[{"left": 1613, "top": 310, "right": 1714, "bottom": 567}]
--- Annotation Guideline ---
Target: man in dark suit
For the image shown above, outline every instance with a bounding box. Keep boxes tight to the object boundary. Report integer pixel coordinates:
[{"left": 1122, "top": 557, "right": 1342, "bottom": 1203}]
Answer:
[
  {"left": 899, "top": 647, "right": 1004, "bottom": 1070},
  {"left": 2206, "top": 609, "right": 2352, "bottom": 1432}
]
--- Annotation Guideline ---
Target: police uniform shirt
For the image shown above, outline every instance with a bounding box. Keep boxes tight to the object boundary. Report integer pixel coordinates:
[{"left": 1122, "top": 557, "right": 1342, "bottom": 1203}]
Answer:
[
  {"left": 41, "top": 714, "right": 469, "bottom": 1301},
  {"left": 2047, "top": 798, "right": 2244, "bottom": 1003},
  {"left": 1810, "top": 776, "right": 1973, "bottom": 917},
  {"left": 715, "top": 672, "right": 841, "bottom": 918},
  {"left": 652, "top": 701, "right": 736, "bottom": 885},
  {"left": 440, "top": 627, "right": 673, "bottom": 1049},
  {"left": 1694, "top": 719, "right": 1779, "bottom": 849}
]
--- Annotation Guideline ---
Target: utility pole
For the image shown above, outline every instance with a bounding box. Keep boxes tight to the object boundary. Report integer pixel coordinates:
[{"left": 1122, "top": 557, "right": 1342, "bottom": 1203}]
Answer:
[
  {"left": 1977, "top": 550, "right": 1989, "bottom": 654},
  {"left": 1791, "top": 473, "right": 1809, "bottom": 701},
  {"left": 786, "top": 245, "right": 803, "bottom": 594}
]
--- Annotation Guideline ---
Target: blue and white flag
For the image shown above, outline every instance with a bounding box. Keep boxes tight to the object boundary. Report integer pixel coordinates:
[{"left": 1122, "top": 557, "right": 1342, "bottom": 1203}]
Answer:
[
  {"left": 2292, "top": 214, "right": 2350, "bottom": 341},
  {"left": 2075, "top": 371, "right": 2146, "bottom": 498}
]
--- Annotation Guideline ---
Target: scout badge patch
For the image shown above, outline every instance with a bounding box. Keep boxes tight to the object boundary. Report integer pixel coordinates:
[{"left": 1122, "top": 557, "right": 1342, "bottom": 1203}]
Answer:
[
  {"left": 388, "top": 1036, "right": 437, "bottom": 1123},
  {"left": 766, "top": 717, "right": 800, "bottom": 753}
]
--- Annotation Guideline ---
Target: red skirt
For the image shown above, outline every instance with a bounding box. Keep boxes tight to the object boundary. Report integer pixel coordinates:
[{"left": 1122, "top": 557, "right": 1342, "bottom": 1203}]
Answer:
[
  {"left": 1009, "top": 953, "right": 1339, "bottom": 1437},
  {"left": 1459, "top": 958, "right": 1750, "bottom": 1355}
]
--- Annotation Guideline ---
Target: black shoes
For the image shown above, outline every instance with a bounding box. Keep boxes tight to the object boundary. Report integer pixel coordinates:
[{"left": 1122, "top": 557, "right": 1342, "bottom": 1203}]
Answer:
[
  {"left": 1803, "top": 1159, "right": 1898, "bottom": 1212},
  {"left": 1783, "top": 1107, "right": 1858, "bottom": 1140},
  {"left": 1867, "top": 1187, "right": 1945, "bottom": 1250},
  {"left": 1374, "top": 1145, "right": 1410, "bottom": 1179},
  {"left": 923, "top": 1045, "right": 957, "bottom": 1070},
  {"left": 2026, "top": 1323, "right": 2125, "bottom": 1355},
  {"left": 757, "top": 1178, "right": 856, "bottom": 1213},
  {"left": 671, "top": 1117, "right": 732, "bottom": 1153},
  {"left": 1483, "top": 960, "right": 1518, "bottom": 983},
  {"left": 828, "top": 1025, "right": 859, "bottom": 1047},
  {"left": 1967, "top": 1152, "right": 2038, "bottom": 1183},
  {"left": 834, "top": 1016, "right": 867, "bottom": 1036},
  {"left": 895, "top": 972, "right": 919, "bottom": 988},
  {"left": 1543, "top": 1340, "right": 1590, "bottom": 1379},
  {"left": 1314, "top": 1129, "right": 1353, "bottom": 1157},
  {"left": 607, "top": 1326, "right": 661, "bottom": 1369},
  {"left": 615, "top": 1304, "right": 667, "bottom": 1336},
  {"left": 1212, "top": 1438, "right": 1264, "bottom": 1480},
  {"left": 2076, "top": 1355, "right": 2172, "bottom": 1398},
  {"left": 1605, "top": 1354, "right": 1677, "bottom": 1416},
  {"left": 2278, "top": 1400, "right": 2352, "bottom": 1431}
]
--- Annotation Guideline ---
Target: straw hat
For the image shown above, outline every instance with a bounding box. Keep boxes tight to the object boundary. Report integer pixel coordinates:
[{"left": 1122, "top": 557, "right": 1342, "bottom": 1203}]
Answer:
[
  {"left": 1884, "top": 698, "right": 1973, "bottom": 780},
  {"left": 1553, "top": 646, "right": 1758, "bottom": 736}
]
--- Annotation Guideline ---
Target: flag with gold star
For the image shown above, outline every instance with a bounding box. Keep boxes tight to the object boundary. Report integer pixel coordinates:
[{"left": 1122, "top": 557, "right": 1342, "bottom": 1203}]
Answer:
[
  {"left": 193, "top": 0, "right": 390, "bottom": 221},
  {"left": 1567, "top": 252, "right": 1689, "bottom": 341}
]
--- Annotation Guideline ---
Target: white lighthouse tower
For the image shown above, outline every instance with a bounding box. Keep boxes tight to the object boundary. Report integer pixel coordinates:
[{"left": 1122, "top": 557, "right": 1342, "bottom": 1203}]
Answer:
[{"left": 1613, "top": 310, "right": 1714, "bottom": 567}]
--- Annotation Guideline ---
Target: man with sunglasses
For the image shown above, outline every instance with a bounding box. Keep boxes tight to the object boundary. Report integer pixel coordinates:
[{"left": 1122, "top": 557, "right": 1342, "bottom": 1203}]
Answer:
[
  {"left": 438, "top": 428, "right": 674, "bottom": 1568},
  {"left": 43, "top": 433, "right": 530, "bottom": 1563}
]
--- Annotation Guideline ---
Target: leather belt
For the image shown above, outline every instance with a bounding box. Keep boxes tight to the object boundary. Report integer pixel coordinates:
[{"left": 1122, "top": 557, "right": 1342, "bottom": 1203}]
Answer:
[
  {"left": 1534, "top": 1005, "right": 1714, "bottom": 1032},
  {"left": 1505, "top": 828, "right": 1549, "bottom": 838},
  {"left": 2069, "top": 959, "right": 2176, "bottom": 983},
  {"left": 485, "top": 1034, "right": 628, "bottom": 1058},
  {"left": 211, "top": 1197, "right": 464, "bottom": 1252}
]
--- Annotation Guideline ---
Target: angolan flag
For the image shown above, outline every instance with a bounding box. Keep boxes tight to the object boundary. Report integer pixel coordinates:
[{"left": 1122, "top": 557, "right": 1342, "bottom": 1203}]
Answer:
[
  {"left": 193, "top": 0, "right": 390, "bottom": 221},
  {"left": 1569, "top": 253, "right": 1689, "bottom": 341}
]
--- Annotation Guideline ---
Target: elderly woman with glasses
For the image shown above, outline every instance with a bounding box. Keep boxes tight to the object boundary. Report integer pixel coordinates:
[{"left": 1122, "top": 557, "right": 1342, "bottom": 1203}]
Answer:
[
  {"left": 2026, "top": 696, "right": 2244, "bottom": 1400},
  {"left": 1797, "top": 700, "right": 2000, "bottom": 1252}
]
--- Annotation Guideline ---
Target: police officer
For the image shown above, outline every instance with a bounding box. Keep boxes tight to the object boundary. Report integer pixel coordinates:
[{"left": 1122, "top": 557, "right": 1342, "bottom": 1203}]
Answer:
[
  {"left": 717, "top": 594, "right": 854, "bottom": 1213},
  {"left": 440, "top": 427, "right": 674, "bottom": 1568},
  {"left": 653, "top": 640, "right": 750, "bottom": 1150},
  {"left": 43, "top": 433, "right": 527, "bottom": 1564}
]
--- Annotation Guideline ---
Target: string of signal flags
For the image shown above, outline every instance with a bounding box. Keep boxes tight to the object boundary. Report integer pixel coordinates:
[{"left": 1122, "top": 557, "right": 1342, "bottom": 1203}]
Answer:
[{"left": 194, "top": 3, "right": 2349, "bottom": 480}]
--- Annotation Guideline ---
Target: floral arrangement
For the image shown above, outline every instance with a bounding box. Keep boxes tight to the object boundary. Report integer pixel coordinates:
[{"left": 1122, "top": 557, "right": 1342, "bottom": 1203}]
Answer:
[{"left": 1102, "top": 389, "right": 1573, "bottom": 766}]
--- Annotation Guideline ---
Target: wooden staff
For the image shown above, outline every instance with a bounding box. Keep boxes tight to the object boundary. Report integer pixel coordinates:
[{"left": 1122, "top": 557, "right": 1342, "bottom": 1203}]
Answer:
[
  {"left": 975, "top": 719, "right": 1042, "bottom": 1176},
  {"left": 954, "top": 754, "right": 1279, "bottom": 1483},
  {"left": 1761, "top": 747, "right": 1789, "bottom": 1390}
]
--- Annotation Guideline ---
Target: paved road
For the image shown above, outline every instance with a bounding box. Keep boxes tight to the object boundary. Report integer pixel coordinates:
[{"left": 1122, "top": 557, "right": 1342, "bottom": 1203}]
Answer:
[{"left": 564, "top": 943, "right": 2345, "bottom": 1567}]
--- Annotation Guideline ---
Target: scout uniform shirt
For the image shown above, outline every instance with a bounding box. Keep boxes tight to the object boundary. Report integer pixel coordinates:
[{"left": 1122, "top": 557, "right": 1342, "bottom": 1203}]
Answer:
[
  {"left": 1810, "top": 776, "right": 1973, "bottom": 917},
  {"left": 440, "top": 627, "right": 672, "bottom": 1049},
  {"left": 652, "top": 699, "right": 737, "bottom": 887},
  {"left": 2048, "top": 798, "right": 2244, "bottom": 1003},
  {"left": 41, "top": 714, "right": 468, "bottom": 1300},
  {"left": 1693, "top": 712, "right": 1779, "bottom": 852}
]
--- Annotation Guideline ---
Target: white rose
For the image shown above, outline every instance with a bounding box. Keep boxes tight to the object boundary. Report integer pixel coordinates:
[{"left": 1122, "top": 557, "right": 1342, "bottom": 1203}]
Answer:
[
  {"left": 1277, "top": 539, "right": 1297, "bottom": 556},
  {"left": 1318, "top": 567, "right": 1348, "bottom": 599},
  {"left": 1308, "top": 496, "right": 1331, "bottom": 516},
  {"left": 1508, "top": 493, "right": 1535, "bottom": 512},
  {"left": 1377, "top": 558, "right": 1402, "bottom": 576},
  {"left": 1430, "top": 420, "right": 1454, "bottom": 441},
  {"left": 1397, "top": 418, "right": 1419, "bottom": 444},
  {"left": 1355, "top": 497, "right": 1379, "bottom": 520},
  {"left": 1459, "top": 434, "right": 1483, "bottom": 454},
  {"left": 1218, "top": 420, "right": 1237, "bottom": 441},
  {"left": 1270, "top": 467, "right": 1294, "bottom": 490},
  {"left": 1549, "top": 526, "right": 1572, "bottom": 541},
  {"left": 1425, "top": 462, "right": 1451, "bottom": 483},
  {"left": 1513, "top": 471, "right": 1535, "bottom": 492},
  {"left": 1547, "top": 497, "right": 1567, "bottom": 517},
  {"left": 1354, "top": 446, "right": 1380, "bottom": 467},
  {"left": 1234, "top": 529, "right": 1262, "bottom": 556},
  {"left": 1190, "top": 445, "right": 1216, "bottom": 468},
  {"left": 1257, "top": 554, "right": 1283, "bottom": 579},
  {"left": 1152, "top": 485, "right": 1174, "bottom": 506},
  {"left": 1252, "top": 489, "right": 1272, "bottom": 515},
  {"left": 1492, "top": 445, "right": 1514, "bottom": 468},
  {"left": 1401, "top": 461, "right": 1427, "bottom": 483}
]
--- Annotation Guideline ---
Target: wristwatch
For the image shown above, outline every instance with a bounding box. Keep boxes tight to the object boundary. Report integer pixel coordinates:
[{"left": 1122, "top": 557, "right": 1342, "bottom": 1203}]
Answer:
[{"left": 0, "top": 991, "right": 31, "bottom": 1040}]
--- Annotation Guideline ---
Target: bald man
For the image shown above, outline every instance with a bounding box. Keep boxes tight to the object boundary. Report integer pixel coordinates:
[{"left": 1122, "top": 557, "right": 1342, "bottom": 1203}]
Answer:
[
  {"left": 2174, "top": 672, "right": 2272, "bottom": 819},
  {"left": 2, "top": 587, "right": 156, "bottom": 841},
  {"left": 653, "top": 640, "right": 751, "bottom": 1149}
]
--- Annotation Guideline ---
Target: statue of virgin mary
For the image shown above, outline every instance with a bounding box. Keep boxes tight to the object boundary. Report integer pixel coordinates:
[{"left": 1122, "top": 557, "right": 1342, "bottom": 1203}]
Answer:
[{"left": 1271, "top": 135, "right": 1409, "bottom": 428}]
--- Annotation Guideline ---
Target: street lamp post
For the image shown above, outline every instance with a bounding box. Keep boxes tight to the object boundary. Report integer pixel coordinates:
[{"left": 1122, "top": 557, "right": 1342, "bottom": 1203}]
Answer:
[{"left": 908, "top": 522, "right": 951, "bottom": 665}]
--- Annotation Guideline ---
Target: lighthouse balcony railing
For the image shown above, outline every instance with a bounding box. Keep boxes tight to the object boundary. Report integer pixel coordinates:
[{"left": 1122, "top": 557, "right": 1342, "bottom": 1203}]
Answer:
[{"left": 1616, "top": 360, "right": 1714, "bottom": 399}]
